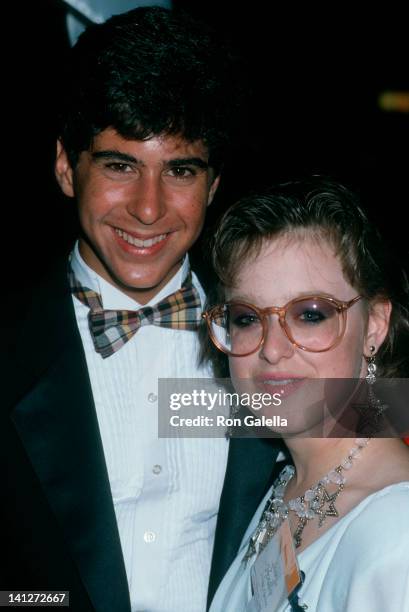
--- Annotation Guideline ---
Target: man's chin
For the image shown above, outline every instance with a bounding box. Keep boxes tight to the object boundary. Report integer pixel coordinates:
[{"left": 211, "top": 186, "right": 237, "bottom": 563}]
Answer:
[{"left": 108, "top": 268, "right": 181, "bottom": 304}]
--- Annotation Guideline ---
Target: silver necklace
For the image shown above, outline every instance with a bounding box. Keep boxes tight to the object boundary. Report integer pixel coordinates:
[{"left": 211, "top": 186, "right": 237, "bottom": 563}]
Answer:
[{"left": 244, "top": 438, "right": 371, "bottom": 561}]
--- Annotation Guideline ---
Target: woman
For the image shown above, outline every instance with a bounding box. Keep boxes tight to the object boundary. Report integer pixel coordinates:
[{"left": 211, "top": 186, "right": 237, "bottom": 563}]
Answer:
[{"left": 203, "top": 178, "right": 409, "bottom": 611}]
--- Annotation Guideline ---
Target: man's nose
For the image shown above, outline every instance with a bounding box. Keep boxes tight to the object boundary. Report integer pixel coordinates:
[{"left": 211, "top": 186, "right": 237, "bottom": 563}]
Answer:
[
  {"left": 126, "top": 176, "right": 166, "bottom": 225},
  {"left": 259, "top": 316, "right": 295, "bottom": 364}
]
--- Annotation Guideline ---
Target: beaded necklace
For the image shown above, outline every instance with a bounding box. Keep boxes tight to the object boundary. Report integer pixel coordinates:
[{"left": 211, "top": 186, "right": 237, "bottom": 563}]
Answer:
[{"left": 244, "top": 438, "right": 371, "bottom": 561}]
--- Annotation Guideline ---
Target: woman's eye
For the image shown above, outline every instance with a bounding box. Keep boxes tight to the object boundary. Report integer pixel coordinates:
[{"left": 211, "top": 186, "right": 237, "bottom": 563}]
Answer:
[
  {"left": 231, "top": 314, "right": 260, "bottom": 327},
  {"left": 299, "top": 309, "right": 326, "bottom": 324}
]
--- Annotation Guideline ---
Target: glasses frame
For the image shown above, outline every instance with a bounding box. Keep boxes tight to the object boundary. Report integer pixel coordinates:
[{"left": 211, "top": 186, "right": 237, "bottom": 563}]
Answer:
[{"left": 203, "top": 294, "right": 363, "bottom": 357}]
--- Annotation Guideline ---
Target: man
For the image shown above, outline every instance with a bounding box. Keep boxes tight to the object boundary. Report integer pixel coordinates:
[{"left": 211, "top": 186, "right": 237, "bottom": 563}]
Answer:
[{"left": 1, "top": 8, "right": 280, "bottom": 611}]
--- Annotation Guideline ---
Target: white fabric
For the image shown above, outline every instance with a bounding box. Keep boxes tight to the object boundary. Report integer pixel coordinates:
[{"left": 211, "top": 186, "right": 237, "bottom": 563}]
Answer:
[
  {"left": 209, "top": 481, "right": 409, "bottom": 612},
  {"left": 71, "top": 243, "right": 229, "bottom": 612}
]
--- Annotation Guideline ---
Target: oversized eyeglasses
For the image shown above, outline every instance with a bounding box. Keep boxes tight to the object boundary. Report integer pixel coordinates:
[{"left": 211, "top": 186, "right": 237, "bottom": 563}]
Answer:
[{"left": 203, "top": 295, "right": 363, "bottom": 356}]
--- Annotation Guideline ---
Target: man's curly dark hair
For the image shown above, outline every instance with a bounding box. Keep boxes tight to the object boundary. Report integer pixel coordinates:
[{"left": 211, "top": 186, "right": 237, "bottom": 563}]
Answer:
[{"left": 58, "top": 7, "right": 241, "bottom": 173}]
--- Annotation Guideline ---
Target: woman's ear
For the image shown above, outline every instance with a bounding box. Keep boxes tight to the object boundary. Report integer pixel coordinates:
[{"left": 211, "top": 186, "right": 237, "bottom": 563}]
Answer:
[
  {"left": 363, "top": 299, "right": 392, "bottom": 356},
  {"left": 55, "top": 140, "right": 75, "bottom": 197}
]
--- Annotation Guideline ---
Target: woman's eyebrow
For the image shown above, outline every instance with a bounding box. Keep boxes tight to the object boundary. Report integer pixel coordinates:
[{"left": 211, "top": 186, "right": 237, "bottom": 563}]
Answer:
[{"left": 227, "top": 291, "right": 338, "bottom": 304}]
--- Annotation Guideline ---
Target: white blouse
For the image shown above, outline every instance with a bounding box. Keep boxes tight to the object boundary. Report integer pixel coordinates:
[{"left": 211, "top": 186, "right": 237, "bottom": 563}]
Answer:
[{"left": 210, "top": 482, "right": 409, "bottom": 612}]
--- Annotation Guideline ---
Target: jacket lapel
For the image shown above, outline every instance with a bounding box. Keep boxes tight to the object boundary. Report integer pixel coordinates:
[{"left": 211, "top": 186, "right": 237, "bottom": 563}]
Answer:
[
  {"left": 10, "top": 260, "right": 131, "bottom": 612},
  {"left": 207, "top": 436, "right": 281, "bottom": 609}
]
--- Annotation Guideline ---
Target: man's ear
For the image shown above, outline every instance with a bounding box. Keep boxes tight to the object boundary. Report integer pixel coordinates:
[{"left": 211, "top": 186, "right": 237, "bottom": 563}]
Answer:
[
  {"left": 55, "top": 140, "right": 75, "bottom": 197},
  {"left": 207, "top": 175, "right": 221, "bottom": 206},
  {"left": 363, "top": 299, "right": 392, "bottom": 356}
]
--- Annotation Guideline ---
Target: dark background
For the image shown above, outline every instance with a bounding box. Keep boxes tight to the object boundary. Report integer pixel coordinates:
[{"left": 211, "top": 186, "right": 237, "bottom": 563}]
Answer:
[{"left": 7, "top": 1, "right": 408, "bottom": 288}]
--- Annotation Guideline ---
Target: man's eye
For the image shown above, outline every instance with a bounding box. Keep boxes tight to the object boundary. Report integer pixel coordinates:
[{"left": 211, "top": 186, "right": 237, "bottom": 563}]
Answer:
[
  {"left": 105, "top": 162, "right": 132, "bottom": 173},
  {"left": 167, "top": 167, "right": 196, "bottom": 179}
]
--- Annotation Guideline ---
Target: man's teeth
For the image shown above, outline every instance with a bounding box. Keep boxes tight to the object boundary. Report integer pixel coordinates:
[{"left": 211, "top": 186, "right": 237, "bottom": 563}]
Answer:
[{"left": 115, "top": 229, "right": 167, "bottom": 247}]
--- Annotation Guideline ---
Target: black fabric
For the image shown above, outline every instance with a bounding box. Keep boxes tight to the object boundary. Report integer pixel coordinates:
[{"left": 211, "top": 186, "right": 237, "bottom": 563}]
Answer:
[{"left": 1, "top": 259, "right": 131, "bottom": 612}]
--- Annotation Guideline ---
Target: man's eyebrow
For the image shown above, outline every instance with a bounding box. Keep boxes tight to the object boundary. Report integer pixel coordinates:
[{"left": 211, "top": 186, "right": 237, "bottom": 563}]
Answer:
[
  {"left": 167, "top": 157, "right": 209, "bottom": 169},
  {"left": 91, "top": 150, "right": 137, "bottom": 163},
  {"left": 90, "top": 152, "right": 209, "bottom": 169}
]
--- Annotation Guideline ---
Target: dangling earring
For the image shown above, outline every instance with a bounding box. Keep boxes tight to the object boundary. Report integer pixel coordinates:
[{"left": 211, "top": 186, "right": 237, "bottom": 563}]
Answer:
[
  {"left": 365, "top": 345, "right": 377, "bottom": 384},
  {"left": 356, "top": 346, "right": 388, "bottom": 434}
]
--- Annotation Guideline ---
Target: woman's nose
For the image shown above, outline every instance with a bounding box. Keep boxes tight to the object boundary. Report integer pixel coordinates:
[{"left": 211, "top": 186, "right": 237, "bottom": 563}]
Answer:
[{"left": 259, "top": 315, "right": 295, "bottom": 363}]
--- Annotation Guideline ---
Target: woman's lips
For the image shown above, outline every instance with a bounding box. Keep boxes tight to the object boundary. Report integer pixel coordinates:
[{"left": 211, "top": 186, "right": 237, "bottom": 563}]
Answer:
[{"left": 254, "top": 376, "right": 307, "bottom": 399}]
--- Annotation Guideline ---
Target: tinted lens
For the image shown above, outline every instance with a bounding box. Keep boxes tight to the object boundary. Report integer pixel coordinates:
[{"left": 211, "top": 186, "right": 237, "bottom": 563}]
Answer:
[
  {"left": 287, "top": 297, "right": 342, "bottom": 350},
  {"left": 210, "top": 303, "right": 263, "bottom": 355}
]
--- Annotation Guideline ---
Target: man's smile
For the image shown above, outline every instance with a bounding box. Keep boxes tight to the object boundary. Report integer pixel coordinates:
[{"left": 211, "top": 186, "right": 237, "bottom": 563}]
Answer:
[{"left": 114, "top": 228, "right": 169, "bottom": 248}]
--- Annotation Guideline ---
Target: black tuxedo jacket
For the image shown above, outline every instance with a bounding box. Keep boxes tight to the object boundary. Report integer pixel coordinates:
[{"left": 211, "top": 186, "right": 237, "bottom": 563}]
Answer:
[{"left": 1, "top": 259, "right": 281, "bottom": 611}]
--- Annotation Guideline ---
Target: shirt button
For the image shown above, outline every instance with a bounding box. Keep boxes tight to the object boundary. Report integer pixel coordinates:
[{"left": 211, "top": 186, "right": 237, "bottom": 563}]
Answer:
[
  {"left": 152, "top": 464, "right": 162, "bottom": 475},
  {"left": 148, "top": 393, "right": 157, "bottom": 403},
  {"left": 143, "top": 531, "right": 156, "bottom": 543}
]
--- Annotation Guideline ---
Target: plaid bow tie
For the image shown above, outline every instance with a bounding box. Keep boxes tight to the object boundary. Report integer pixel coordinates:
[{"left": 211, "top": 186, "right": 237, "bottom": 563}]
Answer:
[{"left": 68, "top": 266, "right": 202, "bottom": 358}]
